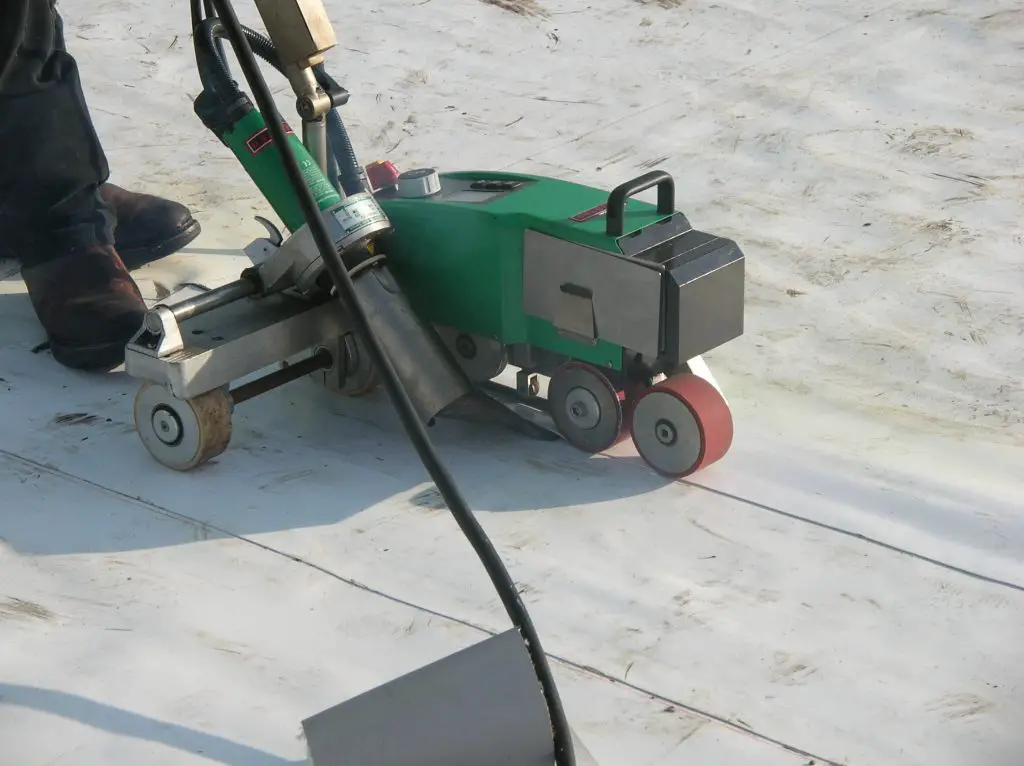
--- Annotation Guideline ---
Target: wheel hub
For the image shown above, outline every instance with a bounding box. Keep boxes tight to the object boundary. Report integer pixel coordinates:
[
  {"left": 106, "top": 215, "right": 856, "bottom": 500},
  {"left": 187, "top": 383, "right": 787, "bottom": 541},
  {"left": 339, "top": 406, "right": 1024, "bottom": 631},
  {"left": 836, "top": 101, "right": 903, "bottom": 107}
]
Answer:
[
  {"left": 151, "top": 405, "right": 183, "bottom": 446},
  {"left": 654, "top": 418, "right": 677, "bottom": 446},
  {"left": 564, "top": 386, "right": 601, "bottom": 430}
]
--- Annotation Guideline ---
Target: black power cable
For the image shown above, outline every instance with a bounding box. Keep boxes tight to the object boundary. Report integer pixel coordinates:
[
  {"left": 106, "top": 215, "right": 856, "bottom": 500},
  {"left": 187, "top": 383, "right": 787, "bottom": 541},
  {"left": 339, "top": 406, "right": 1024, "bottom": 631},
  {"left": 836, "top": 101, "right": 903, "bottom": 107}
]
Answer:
[{"left": 204, "top": 2, "right": 577, "bottom": 765}]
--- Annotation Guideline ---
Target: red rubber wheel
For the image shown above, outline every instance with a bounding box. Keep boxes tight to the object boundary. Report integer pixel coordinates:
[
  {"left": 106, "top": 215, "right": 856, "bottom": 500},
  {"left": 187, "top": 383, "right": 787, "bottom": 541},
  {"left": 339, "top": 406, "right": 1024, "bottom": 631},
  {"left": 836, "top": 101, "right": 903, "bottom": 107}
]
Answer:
[
  {"left": 548, "top": 362, "right": 629, "bottom": 453},
  {"left": 629, "top": 373, "right": 733, "bottom": 478}
]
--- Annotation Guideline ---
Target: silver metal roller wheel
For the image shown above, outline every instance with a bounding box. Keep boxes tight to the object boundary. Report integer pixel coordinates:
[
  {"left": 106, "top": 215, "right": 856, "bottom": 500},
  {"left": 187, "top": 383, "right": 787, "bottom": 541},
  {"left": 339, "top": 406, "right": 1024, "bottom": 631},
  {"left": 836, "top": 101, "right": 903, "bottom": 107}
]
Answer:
[
  {"left": 547, "top": 363, "right": 624, "bottom": 454},
  {"left": 338, "top": 334, "right": 382, "bottom": 396},
  {"left": 134, "top": 383, "right": 233, "bottom": 471}
]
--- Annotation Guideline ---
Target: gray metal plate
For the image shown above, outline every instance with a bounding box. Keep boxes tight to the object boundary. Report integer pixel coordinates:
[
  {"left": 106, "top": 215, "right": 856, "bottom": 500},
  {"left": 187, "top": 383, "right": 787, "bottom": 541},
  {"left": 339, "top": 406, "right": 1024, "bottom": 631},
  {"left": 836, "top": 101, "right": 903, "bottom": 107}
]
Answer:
[
  {"left": 522, "top": 230, "right": 662, "bottom": 359},
  {"left": 303, "top": 629, "right": 555, "bottom": 766}
]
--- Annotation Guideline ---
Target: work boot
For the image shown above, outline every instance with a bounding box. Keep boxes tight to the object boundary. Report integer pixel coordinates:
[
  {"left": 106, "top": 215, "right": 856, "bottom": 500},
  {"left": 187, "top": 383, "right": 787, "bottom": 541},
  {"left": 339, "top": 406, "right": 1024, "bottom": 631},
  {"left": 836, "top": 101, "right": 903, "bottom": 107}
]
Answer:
[
  {"left": 21, "top": 245, "right": 147, "bottom": 372},
  {"left": 99, "top": 183, "right": 201, "bottom": 270}
]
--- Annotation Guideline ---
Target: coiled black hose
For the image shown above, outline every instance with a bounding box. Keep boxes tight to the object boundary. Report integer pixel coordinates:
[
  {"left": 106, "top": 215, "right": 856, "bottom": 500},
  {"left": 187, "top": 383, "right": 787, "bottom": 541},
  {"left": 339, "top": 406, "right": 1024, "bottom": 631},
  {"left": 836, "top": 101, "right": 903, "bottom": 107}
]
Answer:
[
  {"left": 325, "top": 107, "right": 363, "bottom": 195},
  {"left": 195, "top": 19, "right": 238, "bottom": 98}
]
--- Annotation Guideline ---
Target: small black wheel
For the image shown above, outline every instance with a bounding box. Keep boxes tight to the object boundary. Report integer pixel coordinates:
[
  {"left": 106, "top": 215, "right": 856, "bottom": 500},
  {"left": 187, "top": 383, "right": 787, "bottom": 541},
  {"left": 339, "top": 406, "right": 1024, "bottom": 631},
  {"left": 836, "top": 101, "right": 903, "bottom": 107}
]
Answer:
[{"left": 547, "top": 362, "right": 625, "bottom": 454}]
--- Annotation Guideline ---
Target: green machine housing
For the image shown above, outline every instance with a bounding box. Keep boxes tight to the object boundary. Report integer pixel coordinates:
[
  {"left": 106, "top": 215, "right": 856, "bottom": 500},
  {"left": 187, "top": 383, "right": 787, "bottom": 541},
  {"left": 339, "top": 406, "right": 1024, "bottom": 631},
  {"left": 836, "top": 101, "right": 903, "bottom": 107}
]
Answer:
[{"left": 373, "top": 169, "right": 745, "bottom": 387}]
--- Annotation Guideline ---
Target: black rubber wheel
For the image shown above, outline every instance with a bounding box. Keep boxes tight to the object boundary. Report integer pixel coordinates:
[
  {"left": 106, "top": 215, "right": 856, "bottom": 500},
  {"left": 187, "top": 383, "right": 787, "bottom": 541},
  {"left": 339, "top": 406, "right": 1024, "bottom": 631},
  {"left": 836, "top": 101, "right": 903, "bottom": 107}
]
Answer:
[{"left": 547, "top": 362, "right": 625, "bottom": 454}]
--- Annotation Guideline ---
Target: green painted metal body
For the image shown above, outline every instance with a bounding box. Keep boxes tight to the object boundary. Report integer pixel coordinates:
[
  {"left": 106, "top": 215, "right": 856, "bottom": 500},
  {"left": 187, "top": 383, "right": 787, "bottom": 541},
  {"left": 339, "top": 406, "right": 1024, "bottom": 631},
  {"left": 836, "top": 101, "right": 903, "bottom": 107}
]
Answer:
[
  {"left": 377, "top": 172, "right": 668, "bottom": 371},
  {"left": 221, "top": 109, "right": 341, "bottom": 231}
]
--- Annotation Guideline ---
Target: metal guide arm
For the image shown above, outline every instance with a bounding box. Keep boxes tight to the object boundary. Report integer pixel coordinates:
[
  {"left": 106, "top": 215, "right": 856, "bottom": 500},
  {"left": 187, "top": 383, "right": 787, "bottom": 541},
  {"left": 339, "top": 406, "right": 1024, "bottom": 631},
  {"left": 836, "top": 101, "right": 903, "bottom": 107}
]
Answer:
[{"left": 253, "top": 0, "right": 336, "bottom": 172}]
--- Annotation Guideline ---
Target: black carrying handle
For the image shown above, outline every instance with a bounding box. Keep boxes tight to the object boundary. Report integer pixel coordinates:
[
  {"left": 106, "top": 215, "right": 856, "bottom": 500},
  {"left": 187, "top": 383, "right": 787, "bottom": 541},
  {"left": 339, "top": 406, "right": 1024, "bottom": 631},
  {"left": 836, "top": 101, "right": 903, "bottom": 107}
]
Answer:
[{"left": 605, "top": 170, "right": 675, "bottom": 237}]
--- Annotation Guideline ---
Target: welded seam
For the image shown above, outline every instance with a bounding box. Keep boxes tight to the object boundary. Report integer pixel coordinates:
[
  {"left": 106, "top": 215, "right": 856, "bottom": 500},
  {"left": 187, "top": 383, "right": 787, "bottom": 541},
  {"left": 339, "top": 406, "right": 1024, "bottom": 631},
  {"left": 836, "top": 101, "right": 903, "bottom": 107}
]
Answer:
[
  {"left": 4, "top": 441, "right": 1021, "bottom": 592},
  {"left": 2, "top": 448, "right": 843, "bottom": 764},
  {"left": 684, "top": 478, "right": 1024, "bottom": 593}
]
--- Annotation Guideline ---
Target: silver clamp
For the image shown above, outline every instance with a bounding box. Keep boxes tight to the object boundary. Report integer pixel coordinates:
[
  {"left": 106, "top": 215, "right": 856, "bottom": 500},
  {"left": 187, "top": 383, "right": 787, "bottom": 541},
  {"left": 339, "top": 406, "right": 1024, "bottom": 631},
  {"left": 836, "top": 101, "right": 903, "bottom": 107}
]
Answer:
[{"left": 140, "top": 305, "right": 186, "bottom": 358}]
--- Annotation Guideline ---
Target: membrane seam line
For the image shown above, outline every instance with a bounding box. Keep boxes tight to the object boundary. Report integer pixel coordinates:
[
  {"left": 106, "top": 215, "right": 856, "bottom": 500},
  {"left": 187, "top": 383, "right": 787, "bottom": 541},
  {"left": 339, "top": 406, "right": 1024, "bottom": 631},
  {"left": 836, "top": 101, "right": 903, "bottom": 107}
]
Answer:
[{"left": 3, "top": 448, "right": 843, "bottom": 764}]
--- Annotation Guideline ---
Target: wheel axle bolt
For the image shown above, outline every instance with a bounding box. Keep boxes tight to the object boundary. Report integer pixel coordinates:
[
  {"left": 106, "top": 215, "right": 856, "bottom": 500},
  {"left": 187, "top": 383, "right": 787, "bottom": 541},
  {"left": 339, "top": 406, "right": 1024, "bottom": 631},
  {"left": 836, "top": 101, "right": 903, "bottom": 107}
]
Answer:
[
  {"left": 655, "top": 419, "right": 677, "bottom": 446},
  {"left": 151, "top": 406, "right": 183, "bottom": 446}
]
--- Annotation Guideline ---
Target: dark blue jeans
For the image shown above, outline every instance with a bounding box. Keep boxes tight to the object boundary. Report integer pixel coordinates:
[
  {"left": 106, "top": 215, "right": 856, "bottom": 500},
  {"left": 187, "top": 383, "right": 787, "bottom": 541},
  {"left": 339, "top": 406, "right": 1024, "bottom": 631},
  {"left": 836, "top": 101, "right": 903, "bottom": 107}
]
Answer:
[{"left": 0, "top": 0, "right": 114, "bottom": 265}]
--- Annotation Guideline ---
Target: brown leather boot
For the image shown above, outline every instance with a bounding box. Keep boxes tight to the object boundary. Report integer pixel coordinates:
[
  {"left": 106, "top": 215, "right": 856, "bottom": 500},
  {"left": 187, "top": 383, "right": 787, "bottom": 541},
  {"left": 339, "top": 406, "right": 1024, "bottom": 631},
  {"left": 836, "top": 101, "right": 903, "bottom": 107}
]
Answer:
[
  {"left": 22, "top": 245, "right": 147, "bottom": 372},
  {"left": 99, "top": 183, "right": 201, "bottom": 270}
]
